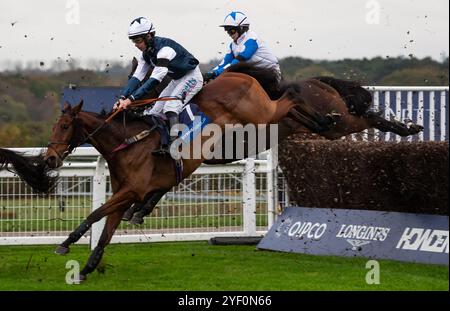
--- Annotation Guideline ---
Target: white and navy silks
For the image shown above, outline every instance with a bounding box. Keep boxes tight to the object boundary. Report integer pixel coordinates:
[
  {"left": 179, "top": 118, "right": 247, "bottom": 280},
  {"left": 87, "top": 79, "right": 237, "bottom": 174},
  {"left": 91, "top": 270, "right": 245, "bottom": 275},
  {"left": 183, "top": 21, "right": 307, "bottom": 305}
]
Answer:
[
  {"left": 121, "top": 36, "right": 203, "bottom": 117},
  {"left": 211, "top": 30, "right": 281, "bottom": 79}
]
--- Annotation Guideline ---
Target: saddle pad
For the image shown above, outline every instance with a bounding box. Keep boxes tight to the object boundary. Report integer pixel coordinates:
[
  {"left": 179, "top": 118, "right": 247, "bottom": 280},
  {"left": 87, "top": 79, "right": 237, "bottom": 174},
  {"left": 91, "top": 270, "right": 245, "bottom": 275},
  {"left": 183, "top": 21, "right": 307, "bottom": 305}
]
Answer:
[
  {"left": 145, "top": 102, "right": 210, "bottom": 146},
  {"left": 178, "top": 102, "right": 210, "bottom": 143}
]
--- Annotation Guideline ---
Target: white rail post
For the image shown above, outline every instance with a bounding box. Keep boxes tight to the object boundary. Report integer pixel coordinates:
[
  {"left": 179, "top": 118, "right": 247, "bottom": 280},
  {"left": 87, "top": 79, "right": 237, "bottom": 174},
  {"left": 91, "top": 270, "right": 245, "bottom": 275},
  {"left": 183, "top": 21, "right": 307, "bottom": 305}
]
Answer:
[
  {"left": 243, "top": 158, "right": 256, "bottom": 236},
  {"left": 90, "top": 156, "right": 106, "bottom": 250},
  {"left": 267, "top": 147, "right": 278, "bottom": 229},
  {"left": 395, "top": 91, "right": 402, "bottom": 142},
  {"left": 407, "top": 91, "right": 413, "bottom": 142},
  {"left": 384, "top": 91, "right": 391, "bottom": 142},
  {"left": 441, "top": 90, "right": 447, "bottom": 141},
  {"left": 429, "top": 91, "right": 436, "bottom": 141},
  {"left": 373, "top": 90, "right": 380, "bottom": 141},
  {"left": 418, "top": 91, "right": 425, "bottom": 141}
]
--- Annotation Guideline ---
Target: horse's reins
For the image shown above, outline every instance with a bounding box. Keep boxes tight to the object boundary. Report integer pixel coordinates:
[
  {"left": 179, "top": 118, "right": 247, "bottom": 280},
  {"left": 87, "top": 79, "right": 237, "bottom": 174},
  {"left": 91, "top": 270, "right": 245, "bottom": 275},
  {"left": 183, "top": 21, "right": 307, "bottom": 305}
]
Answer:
[
  {"left": 105, "top": 96, "right": 181, "bottom": 123},
  {"left": 47, "top": 96, "right": 181, "bottom": 162}
]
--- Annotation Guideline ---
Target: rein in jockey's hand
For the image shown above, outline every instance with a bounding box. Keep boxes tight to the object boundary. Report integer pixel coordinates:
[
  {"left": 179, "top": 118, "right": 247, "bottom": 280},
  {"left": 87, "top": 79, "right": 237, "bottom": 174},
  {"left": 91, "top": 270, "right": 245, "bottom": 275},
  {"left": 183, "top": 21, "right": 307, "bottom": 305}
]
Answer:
[
  {"left": 113, "top": 101, "right": 120, "bottom": 111},
  {"left": 202, "top": 71, "right": 215, "bottom": 84},
  {"left": 118, "top": 98, "right": 132, "bottom": 110}
]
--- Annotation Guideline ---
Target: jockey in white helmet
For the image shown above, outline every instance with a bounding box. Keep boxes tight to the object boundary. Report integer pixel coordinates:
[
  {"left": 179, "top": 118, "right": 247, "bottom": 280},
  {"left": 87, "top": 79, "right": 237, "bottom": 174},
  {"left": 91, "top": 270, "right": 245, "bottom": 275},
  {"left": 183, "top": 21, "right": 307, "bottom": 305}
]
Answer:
[
  {"left": 117, "top": 17, "right": 203, "bottom": 156},
  {"left": 204, "top": 11, "right": 281, "bottom": 82}
]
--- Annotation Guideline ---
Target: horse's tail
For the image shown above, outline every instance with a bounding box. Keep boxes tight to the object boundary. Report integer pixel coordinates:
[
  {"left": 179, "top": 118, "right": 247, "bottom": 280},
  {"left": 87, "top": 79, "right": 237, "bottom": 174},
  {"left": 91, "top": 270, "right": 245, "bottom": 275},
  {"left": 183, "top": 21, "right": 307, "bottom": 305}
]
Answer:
[
  {"left": 0, "top": 148, "right": 58, "bottom": 194},
  {"left": 313, "top": 76, "right": 372, "bottom": 116}
]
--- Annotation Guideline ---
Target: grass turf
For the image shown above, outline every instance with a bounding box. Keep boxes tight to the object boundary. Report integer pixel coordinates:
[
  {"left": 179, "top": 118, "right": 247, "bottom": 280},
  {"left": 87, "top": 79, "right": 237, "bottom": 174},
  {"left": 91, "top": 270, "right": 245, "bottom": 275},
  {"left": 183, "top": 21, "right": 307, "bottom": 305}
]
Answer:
[{"left": 0, "top": 242, "right": 447, "bottom": 291}]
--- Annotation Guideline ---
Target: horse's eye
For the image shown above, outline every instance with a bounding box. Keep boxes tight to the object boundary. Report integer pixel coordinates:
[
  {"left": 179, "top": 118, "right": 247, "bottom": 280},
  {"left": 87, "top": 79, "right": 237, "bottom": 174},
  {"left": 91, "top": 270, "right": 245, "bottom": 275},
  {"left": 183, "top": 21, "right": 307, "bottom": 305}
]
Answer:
[{"left": 61, "top": 124, "right": 69, "bottom": 130}]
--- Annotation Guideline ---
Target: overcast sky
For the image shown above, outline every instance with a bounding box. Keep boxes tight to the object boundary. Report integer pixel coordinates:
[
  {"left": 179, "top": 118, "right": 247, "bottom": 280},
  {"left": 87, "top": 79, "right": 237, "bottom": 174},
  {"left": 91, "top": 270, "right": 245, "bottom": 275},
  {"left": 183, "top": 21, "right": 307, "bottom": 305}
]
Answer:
[{"left": 0, "top": 0, "right": 448, "bottom": 70}]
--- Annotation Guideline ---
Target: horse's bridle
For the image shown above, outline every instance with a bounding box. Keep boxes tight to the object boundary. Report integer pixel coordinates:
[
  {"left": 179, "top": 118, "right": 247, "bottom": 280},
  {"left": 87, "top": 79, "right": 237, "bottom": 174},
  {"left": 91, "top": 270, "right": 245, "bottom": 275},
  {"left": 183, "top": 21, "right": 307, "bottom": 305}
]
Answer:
[
  {"left": 46, "top": 116, "right": 90, "bottom": 163},
  {"left": 46, "top": 141, "right": 71, "bottom": 162}
]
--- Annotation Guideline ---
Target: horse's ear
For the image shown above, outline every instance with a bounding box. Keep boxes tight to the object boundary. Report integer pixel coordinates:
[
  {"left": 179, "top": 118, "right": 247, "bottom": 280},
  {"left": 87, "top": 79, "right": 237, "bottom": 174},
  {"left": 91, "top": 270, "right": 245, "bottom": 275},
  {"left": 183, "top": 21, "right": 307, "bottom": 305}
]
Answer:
[
  {"left": 63, "top": 102, "right": 71, "bottom": 113},
  {"left": 72, "top": 100, "right": 84, "bottom": 115}
]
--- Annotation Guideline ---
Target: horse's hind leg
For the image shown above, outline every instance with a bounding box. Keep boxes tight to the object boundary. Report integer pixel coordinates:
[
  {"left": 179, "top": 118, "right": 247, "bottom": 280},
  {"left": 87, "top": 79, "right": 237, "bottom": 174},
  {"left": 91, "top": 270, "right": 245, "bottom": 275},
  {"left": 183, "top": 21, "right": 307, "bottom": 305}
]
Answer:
[
  {"left": 365, "top": 111, "right": 424, "bottom": 137},
  {"left": 55, "top": 188, "right": 135, "bottom": 255},
  {"left": 79, "top": 210, "right": 124, "bottom": 281},
  {"left": 129, "top": 190, "right": 168, "bottom": 225},
  {"left": 122, "top": 202, "right": 144, "bottom": 221}
]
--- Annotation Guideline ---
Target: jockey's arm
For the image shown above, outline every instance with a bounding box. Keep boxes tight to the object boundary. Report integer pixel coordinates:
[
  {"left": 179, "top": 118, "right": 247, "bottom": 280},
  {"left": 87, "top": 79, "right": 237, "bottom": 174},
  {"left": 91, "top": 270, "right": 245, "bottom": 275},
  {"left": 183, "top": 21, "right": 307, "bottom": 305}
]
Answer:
[
  {"left": 120, "top": 54, "right": 151, "bottom": 99},
  {"left": 211, "top": 39, "right": 259, "bottom": 77},
  {"left": 211, "top": 44, "right": 235, "bottom": 77},
  {"left": 130, "top": 47, "right": 176, "bottom": 101},
  {"left": 236, "top": 39, "right": 258, "bottom": 61}
]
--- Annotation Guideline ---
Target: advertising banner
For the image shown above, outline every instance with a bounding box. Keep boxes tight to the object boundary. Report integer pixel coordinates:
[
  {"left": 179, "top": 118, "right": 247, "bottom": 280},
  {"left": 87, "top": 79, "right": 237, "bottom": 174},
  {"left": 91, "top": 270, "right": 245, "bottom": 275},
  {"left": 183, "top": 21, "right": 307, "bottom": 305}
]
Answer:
[{"left": 258, "top": 207, "right": 448, "bottom": 265}]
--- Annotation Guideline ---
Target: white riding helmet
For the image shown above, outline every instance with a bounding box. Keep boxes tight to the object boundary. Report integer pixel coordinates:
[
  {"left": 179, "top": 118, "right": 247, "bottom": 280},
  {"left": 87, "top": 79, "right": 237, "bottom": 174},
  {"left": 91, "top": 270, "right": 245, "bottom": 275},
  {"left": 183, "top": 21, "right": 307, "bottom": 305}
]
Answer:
[
  {"left": 128, "top": 17, "right": 155, "bottom": 38},
  {"left": 219, "top": 11, "right": 250, "bottom": 28}
]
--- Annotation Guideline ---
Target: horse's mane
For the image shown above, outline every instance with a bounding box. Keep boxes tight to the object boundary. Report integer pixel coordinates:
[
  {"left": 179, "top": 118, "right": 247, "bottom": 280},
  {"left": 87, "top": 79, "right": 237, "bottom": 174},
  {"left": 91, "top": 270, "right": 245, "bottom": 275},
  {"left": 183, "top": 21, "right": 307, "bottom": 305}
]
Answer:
[{"left": 83, "top": 110, "right": 150, "bottom": 138}]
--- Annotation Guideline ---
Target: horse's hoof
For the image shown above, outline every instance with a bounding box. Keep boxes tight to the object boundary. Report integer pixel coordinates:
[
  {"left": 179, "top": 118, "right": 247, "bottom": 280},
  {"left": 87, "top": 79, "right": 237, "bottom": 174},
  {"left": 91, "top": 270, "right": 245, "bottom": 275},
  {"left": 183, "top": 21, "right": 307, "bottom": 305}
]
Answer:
[
  {"left": 55, "top": 245, "right": 70, "bottom": 255},
  {"left": 129, "top": 215, "right": 144, "bottom": 225},
  {"left": 325, "top": 112, "right": 341, "bottom": 125},
  {"left": 122, "top": 209, "right": 135, "bottom": 221},
  {"left": 409, "top": 124, "right": 424, "bottom": 134}
]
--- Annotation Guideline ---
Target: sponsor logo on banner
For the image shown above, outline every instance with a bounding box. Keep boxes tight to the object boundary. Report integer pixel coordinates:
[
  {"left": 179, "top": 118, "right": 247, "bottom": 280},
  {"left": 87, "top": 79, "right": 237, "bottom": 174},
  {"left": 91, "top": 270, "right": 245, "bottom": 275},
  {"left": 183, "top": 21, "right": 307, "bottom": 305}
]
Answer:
[
  {"left": 396, "top": 227, "right": 449, "bottom": 254},
  {"left": 336, "top": 224, "right": 391, "bottom": 250},
  {"left": 275, "top": 217, "right": 327, "bottom": 240},
  {"left": 274, "top": 217, "right": 293, "bottom": 238}
]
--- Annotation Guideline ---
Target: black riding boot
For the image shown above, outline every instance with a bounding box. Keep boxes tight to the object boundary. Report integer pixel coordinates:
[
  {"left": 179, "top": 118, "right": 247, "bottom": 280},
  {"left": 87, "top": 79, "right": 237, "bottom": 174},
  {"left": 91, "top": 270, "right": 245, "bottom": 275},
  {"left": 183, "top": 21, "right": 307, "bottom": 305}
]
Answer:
[{"left": 152, "top": 112, "right": 179, "bottom": 157}]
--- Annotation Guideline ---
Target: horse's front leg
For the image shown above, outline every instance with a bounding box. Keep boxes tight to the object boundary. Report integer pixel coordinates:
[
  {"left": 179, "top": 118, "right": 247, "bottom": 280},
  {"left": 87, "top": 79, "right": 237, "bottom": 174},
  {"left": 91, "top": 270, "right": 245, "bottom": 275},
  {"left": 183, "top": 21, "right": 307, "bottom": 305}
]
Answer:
[
  {"left": 79, "top": 210, "right": 124, "bottom": 281},
  {"left": 55, "top": 188, "right": 135, "bottom": 255}
]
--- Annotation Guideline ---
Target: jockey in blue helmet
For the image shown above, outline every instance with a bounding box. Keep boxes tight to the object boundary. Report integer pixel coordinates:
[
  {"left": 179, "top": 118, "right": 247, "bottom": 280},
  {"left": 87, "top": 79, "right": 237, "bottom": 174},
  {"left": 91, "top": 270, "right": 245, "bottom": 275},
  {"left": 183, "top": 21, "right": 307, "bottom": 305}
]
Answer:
[
  {"left": 204, "top": 11, "right": 281, "bottom": 82},
  {"left": 117, "top": 17, "right": 203, "bottom": 156}
]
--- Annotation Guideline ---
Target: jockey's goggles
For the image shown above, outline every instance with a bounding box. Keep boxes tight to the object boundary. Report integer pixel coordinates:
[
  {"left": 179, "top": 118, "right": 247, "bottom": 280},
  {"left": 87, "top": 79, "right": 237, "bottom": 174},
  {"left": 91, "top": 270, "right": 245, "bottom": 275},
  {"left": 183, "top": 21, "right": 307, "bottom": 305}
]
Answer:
[
  {"left": 224, "top": 27, "right": 238, "bottom": 35},
  {"left": 131, "top": 37, "right": 145, "bottom": 44}
]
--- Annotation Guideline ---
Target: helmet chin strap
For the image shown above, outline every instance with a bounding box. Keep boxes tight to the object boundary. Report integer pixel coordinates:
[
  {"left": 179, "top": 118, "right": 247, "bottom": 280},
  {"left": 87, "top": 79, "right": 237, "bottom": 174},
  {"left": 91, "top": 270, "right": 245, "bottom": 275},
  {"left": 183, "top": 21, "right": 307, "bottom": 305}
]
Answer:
[
  {"left": 235, "top": 17, "right": 248, "bottom": 38},
  {"left": 144, "top": 33, "right": 152, "bottom": 45},
  {"left": 144, "top": 33, "right": 155, "bottom": 52},
  {"left": 237, "top": 27, "right": 246, "bottom": 37}
]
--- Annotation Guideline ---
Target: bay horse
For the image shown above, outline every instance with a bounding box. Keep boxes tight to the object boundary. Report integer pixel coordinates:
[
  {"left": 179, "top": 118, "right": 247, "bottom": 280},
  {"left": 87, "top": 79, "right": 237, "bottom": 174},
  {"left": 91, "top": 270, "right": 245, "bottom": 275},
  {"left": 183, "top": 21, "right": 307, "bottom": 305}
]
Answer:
[
  {"left": 185, "top": 63, "right": 423, "bottom": 166},
  {"left": 226, "top": 63, "right": 424, "bottom": 141},
  {"left": 40, "top": 70, "right": 323, "bottom": 281}
]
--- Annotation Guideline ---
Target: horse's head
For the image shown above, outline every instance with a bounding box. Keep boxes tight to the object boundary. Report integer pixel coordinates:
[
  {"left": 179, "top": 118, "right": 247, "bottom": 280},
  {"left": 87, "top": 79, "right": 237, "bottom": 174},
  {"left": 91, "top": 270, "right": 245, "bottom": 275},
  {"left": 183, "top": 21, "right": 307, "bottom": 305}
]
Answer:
[{"left": 45, "top": 100, "right": 85, "bottom": 168}]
